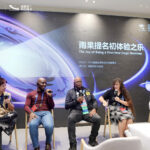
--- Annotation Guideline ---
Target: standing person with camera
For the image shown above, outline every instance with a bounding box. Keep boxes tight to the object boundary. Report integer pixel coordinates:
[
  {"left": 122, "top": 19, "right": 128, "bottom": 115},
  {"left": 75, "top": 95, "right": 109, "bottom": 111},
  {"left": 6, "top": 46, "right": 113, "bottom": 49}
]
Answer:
[
  {"left": 65, "top": 77, "right": 101, "bottom": 150},
  {"left": 24, "top": 78, "right": 54, "bottom": 150},
  {"left": 0, "top": 77, "right": 17, "bottom": 135},
  {"left": 99, "top": 78, "right": 135, "bottom": 137}
]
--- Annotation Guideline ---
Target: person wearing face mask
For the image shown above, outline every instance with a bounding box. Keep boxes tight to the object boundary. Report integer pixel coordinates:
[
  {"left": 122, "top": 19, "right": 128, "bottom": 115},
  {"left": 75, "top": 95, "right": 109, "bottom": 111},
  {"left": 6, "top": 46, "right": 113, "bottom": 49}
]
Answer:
[
  {"left": 99, "top": 78, "right": 135, "bottom": 137},
  {"left": 0, "top": 77, "right": 17, "bottom": 136},
  {"left": 65, "top": 77, "right": 101, "bottom": 150},
  {"left": 24, "top": 78, "right": 54, "bottom": 150}
]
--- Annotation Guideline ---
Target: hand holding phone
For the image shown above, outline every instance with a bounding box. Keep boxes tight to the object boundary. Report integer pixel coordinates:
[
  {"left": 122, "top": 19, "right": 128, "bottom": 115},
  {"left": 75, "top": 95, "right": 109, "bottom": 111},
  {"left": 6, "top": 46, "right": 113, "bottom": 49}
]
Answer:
[{"left": 4, "top": 95, "right": 11, "bottom": 104}]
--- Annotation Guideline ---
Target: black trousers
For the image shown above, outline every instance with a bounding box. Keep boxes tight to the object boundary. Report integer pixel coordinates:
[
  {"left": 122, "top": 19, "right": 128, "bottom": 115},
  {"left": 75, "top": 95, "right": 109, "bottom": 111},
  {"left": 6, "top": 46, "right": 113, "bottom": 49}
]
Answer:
[
  {"left": 67, "top": 109, "right": 101, "bottom": 146},
  {"left": 0, "top": 111, "right": 17, "bottom": 135}
]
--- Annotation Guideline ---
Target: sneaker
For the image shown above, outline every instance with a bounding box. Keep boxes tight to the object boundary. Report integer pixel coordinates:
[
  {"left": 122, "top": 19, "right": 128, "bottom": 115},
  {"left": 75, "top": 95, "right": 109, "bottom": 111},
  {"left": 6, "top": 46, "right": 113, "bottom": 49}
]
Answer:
[
  {"left": 45, "top": 144, "right": 51, "bottom": 150},
  {"left": 34, "top": 147, "right": 40, "bottom": 150},
  {"left": 69, "top": 147, "right": 76, "bottom": 150},
  {"left": 69, "top": 143, "right": 76, "bottom": 150},
  {"left": 88, "top": 140, "right": 98, "bottom": 146}
]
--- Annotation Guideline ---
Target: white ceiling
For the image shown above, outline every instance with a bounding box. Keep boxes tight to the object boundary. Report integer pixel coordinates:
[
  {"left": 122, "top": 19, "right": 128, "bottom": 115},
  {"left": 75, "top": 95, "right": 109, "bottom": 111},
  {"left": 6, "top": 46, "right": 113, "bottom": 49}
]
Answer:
[{"left": 0, "top": 0, "right": 150, "bottom": 18}]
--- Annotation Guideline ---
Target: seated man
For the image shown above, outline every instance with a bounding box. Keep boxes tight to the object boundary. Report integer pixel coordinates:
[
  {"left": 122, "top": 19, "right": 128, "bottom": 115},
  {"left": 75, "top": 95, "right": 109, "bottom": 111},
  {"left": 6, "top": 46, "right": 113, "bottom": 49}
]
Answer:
[
  {"left": 0, "top": 77, "right": 17, "bottom": 135},
  {"left": 65, "top": 77, "right": 101, "bottom": 150},
  {"left": 24, "top": 78, "right": 54, "bottom": 150}
]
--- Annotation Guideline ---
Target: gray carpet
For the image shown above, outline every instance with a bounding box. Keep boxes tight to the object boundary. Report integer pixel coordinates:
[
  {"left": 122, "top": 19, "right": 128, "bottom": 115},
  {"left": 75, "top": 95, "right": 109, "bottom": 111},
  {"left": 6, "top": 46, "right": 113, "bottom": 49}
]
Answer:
[{"left": 2, "top": 125, "right": 119, "bottom": 150}]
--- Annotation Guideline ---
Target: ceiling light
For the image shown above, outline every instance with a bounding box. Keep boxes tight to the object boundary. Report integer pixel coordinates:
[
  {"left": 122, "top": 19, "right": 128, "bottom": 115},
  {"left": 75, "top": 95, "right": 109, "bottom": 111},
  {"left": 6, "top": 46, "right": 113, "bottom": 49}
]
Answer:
[
  {"left": 9, "top": 5, "right": 20, "bottom": 10},
  {"left": 92, "top": 0, "right": 96, "bottom": 4},
  {"left": 20, "top": 5, "right": 32, "bottom": 11},
  {"left": 139, "top": 4, "right": 143, "bottom": 7}
]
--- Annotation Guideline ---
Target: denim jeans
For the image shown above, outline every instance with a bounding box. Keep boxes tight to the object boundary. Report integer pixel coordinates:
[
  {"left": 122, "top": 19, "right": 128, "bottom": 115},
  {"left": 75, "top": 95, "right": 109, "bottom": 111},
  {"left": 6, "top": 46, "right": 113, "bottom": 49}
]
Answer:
[{"left": 29, "top": 111, "right": 54, "bottom": 148}]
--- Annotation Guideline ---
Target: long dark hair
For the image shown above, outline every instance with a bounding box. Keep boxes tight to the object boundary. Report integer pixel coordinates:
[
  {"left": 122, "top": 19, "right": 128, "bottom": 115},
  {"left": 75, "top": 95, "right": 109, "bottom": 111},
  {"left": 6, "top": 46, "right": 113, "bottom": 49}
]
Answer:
[{"left": 112, "top": 78, "right": 135, "bottom": 116}]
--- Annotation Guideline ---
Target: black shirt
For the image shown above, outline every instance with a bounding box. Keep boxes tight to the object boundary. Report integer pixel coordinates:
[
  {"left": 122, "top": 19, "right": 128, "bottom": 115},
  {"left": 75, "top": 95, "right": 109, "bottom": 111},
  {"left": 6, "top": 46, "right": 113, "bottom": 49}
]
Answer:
[{"left": 102, "top": 89, "right": 127, "bottom": 109}]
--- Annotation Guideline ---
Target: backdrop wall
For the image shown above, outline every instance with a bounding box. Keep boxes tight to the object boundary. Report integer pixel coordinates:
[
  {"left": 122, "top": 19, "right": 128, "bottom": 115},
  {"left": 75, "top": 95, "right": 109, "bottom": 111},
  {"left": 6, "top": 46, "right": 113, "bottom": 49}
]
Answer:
[{"left": 0, "top": 10, "right": 150, "bottom": 128}]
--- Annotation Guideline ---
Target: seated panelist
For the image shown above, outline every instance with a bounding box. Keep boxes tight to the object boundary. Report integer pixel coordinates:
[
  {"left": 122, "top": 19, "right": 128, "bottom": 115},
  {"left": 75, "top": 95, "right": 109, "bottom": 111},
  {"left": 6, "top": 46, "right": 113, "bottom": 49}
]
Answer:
[
  {"left": 65, "top": 77, "right": 101, "bottom": 150},
  {"left": 99, "top": 78, "right": 135, "bottom": 137},
  {"left": 24, "top": 77, "right": 54, "bottom": 150},
  {"left": 0, "top": 77, "right": 17, "bottom": 136}
]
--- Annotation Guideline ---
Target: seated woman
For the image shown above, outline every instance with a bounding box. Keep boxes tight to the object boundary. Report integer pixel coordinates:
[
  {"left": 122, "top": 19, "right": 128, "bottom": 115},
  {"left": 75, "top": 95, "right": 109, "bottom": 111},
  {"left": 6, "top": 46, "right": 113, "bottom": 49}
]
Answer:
[
  {"left": 0, "top": 77, "right": 17, "bottom": 135},
  {"left": 99, "top": 78, "right": 135, "bottom": 137}
]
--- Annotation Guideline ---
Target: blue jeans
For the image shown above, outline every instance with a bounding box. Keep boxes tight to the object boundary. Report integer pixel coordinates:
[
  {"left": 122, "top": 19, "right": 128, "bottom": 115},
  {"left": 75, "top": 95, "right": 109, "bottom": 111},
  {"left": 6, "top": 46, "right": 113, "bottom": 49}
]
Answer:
[{"left": 29, "top": 111, "right": 54, "bottom": 148}]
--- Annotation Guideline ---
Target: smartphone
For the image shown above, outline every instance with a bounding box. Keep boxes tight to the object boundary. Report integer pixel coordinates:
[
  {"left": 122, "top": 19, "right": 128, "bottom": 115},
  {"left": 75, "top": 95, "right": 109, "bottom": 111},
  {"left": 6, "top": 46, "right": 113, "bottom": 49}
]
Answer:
[{"left": 4, "top": 95, "right": 9, "bottom": 99}]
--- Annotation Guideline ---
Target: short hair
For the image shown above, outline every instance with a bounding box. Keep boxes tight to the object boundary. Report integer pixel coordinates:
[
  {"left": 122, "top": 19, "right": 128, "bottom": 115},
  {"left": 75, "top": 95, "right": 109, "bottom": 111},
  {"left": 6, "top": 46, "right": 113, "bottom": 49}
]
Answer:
[{"left": 0, "top": 78, "right": 7, "bottom": 86}]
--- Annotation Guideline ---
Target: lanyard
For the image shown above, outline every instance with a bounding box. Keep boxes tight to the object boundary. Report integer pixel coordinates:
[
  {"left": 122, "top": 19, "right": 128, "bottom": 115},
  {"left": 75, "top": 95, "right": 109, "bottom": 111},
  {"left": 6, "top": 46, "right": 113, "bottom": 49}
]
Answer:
[{"left": 34, "top": 92, "right": 44, "bottom": 105}]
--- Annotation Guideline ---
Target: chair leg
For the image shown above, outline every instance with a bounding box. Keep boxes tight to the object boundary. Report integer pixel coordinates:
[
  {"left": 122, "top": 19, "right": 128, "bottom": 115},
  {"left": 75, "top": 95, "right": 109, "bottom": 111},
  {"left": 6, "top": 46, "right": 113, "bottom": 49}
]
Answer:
[
  {"left": 107, "top": 108, "right": 112, "bottom": 138},
  {"left": 51, "top": 109, "right": 55, "bottom": 149},
  {"left": 25, "top": 113, "right": 28, "bottom": 150},
  {"left": 80, "top": 139, "right": 84, "bottom": 150},
  {"left": 9, "top": 125, "right": 18, "bottom": 150},
  {"left": 52, "top": 128, "right": 55, "bottom": 149},
  {"left": 25, "top": 127, "right": 28, "bottom": 150},
  {"left": 148, "top": 111, "right": 150, "bottom": 122},
  {"left": 14, "top": 125, "right": 19, "bottom": 150},
  {"left": 103, "top": 108, "right": 107, "bottom": 137}
]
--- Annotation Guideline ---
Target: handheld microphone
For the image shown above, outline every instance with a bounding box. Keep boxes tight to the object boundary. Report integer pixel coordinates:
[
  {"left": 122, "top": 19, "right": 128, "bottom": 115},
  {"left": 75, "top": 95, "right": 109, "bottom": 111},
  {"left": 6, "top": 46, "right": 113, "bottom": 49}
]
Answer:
[
  {"left": 79, "top": 90, "right": 83, "bottom": 96},
  {"left": 112, "top": 90, "right": 118, "bottom": 103},
  {"left": 114, "top": 90, "right": 118, "bottom": 97},
  {"left": 46, "top": 89, "right": 53, "bottom": 97},
  {"left": 78, "top": 90, "right": 84, "bottom": 104},
  {"left": 47, "top": 90, "right": 53, "bottom": 93}
]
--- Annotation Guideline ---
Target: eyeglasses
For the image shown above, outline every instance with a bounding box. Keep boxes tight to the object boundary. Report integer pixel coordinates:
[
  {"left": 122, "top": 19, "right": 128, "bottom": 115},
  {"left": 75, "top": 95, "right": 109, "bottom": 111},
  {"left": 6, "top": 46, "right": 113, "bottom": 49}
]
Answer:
[
  {"left": 41, "top": 82, "right": 47, "bottom": 85},
  {"left": 75, "top": 81, "right": 82, "bottom": 83}
]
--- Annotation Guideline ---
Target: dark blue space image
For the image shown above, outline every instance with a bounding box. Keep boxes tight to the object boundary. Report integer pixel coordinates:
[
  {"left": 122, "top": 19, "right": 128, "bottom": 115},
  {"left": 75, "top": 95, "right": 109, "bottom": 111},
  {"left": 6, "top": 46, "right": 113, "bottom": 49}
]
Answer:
[{"left": 0, "top": 13, "right": 81, "bottom": 107}]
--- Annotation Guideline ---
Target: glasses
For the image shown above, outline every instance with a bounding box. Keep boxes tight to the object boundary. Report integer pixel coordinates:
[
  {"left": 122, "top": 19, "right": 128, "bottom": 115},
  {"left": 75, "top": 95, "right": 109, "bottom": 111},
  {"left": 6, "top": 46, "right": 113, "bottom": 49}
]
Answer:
[
  {"left": 41, "top": 82, "right": 47, "bottom": 85},
  {"left": 75, "top": 81, "right": 82, "bottom": 83}
]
